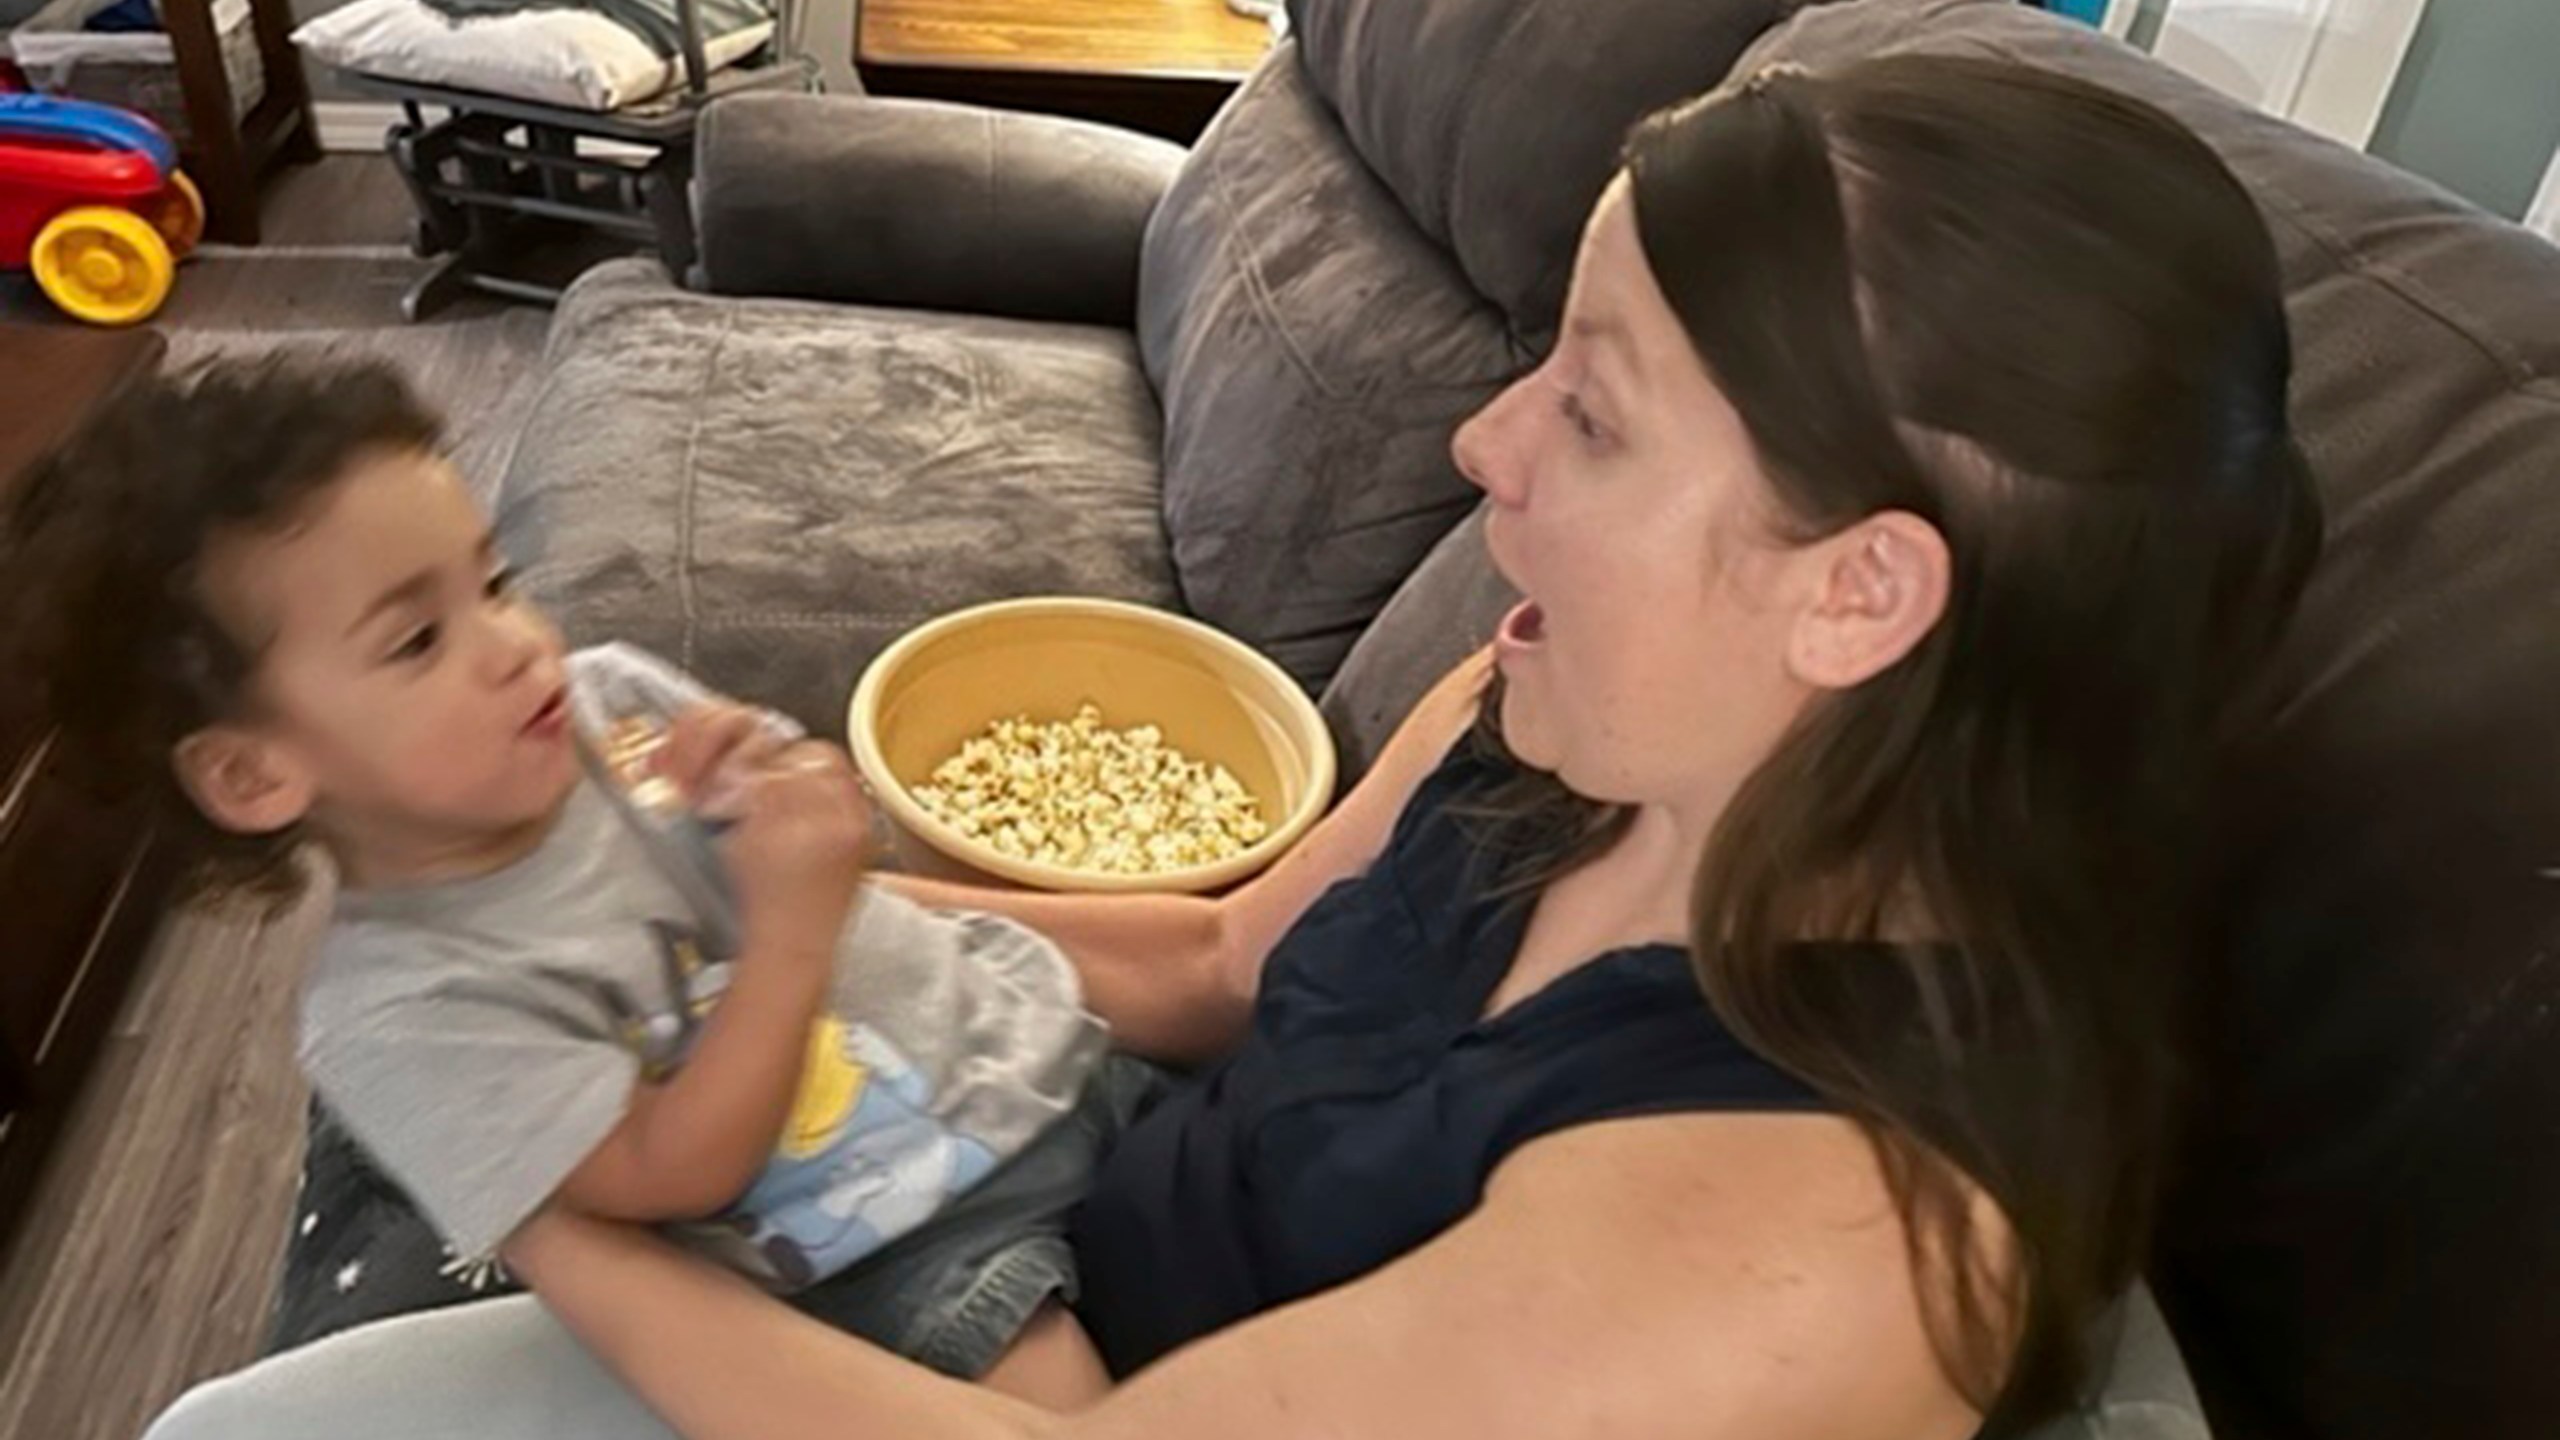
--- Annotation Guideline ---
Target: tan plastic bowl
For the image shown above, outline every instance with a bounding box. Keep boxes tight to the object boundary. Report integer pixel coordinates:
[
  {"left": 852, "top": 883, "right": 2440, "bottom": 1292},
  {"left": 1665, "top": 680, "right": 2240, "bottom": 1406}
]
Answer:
[{"left": 847, "top": 598, "right": 1337, "bottom": 894}]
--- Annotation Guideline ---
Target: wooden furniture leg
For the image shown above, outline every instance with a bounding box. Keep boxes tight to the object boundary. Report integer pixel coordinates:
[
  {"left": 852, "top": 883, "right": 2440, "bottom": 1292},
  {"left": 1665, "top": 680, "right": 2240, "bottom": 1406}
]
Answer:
[
  {"left": 248, "top": 0, "right": 323, "bottom": 166},
  {"left": 159, "top": 0, "right": 321, "bottom": 245},
  {"left": 160, "top": 0, "right": 257, "bottom": 244}
]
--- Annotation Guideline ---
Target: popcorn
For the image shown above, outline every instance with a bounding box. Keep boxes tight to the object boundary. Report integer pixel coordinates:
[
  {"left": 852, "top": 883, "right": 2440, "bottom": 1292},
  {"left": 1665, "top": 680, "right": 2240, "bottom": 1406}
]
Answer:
[{"left": 911, "top": 703, "right": 1267, "bottom": 876}]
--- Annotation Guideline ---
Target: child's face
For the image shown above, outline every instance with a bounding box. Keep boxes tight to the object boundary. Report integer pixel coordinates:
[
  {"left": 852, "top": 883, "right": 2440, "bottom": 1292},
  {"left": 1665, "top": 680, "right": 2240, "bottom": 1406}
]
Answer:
[{"left": 187, "top": 448, "right": 579, "bottom": 885}]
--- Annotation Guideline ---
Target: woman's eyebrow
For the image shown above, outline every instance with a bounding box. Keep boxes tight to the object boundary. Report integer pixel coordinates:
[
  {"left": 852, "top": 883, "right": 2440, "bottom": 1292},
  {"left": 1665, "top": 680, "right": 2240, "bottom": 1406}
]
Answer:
[{"left": 1565, "top": 313, "right": 1639, "bottom": 397}]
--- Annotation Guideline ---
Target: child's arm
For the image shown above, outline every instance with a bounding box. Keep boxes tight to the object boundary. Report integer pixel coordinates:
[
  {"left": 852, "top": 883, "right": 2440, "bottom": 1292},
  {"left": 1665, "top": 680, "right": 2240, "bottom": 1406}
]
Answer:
[
  {"left": 552, "top": 935, "right": 833, "bottom": 1221},
  {"left": 556, "top": 739, "right": 872, "bottom": 1223}
]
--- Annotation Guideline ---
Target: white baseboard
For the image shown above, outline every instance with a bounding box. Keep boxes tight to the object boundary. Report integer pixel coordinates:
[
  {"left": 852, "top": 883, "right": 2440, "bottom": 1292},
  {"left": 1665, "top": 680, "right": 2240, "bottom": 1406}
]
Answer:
[{"left": 313, "top": 100, "right": 407, "bottom": 154}]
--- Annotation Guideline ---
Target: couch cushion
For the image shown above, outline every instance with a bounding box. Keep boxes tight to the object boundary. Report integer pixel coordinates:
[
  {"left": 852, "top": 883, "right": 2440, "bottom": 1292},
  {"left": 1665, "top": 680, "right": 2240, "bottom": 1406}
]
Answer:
[
  {"left": 1288, "top": 0, "right": 1804, "bottom": 341},
  {"left": 502, "top": 261, "right": 1180, "bottom": 735},
  {"left": 1716, "top": 4, "right": 2560, "bottom": 1437},
  {"left": 266, "top": 1103, "right": 514, "bottom": 1355},
  {"left": 1139, "top": 49, "right": 1520, "bottom": 695}
]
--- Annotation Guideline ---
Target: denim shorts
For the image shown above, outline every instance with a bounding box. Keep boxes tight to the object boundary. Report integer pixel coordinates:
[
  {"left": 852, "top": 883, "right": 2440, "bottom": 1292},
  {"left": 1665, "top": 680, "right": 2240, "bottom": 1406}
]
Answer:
[{"left": 779, "top": 1052, "right": 1171, "bottom": 1378}]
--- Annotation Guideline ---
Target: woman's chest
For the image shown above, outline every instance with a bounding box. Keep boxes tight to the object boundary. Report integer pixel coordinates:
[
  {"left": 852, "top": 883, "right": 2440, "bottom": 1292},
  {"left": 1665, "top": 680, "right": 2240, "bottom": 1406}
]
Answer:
[
  {"left": 1219, "top": 875, "right": 1674, "bottom": 1291},
  {"left": 1214, "top": 1018, "right": 1519, "bottom": 1296}
]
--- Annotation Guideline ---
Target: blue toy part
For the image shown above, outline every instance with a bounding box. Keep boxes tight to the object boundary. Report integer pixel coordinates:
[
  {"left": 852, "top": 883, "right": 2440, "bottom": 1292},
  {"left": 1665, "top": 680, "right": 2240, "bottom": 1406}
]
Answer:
[
  {"left": 0, "top": 93, "right": 177, "bottom": 178},
  {"left": 83, "top": 0, "right": 162, "bottom": 33}
]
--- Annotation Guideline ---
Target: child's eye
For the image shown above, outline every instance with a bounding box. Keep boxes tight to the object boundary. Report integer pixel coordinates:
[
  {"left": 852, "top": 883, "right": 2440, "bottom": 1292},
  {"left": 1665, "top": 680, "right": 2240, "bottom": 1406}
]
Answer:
[
  {"left": 390, "top": 623, "right": 439, "bottom": 662},
  {"left": 485, "top": 567, "right": 517, "bottom": 600}
]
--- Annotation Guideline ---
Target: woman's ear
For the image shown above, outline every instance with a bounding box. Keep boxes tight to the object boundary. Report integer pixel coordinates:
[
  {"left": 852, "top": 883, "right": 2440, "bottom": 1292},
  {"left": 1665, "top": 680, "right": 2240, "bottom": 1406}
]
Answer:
[
  {"left": 1786, "top": 510, "right": 1951, "bottom": 691},
  {"left": 173, "top": 727, "right": 315, "bottom": 836}
]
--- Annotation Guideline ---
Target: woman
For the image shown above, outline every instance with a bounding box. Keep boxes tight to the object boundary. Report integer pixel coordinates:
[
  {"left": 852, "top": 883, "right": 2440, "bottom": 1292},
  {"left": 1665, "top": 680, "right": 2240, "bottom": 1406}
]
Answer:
[{"left": 148, "top": 53, "right": 2317, "bottom": 1440}]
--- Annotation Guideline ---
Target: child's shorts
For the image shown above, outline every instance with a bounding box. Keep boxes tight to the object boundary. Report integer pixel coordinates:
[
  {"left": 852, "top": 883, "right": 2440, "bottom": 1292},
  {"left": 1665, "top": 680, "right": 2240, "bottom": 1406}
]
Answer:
[{"left": 782, "top": 1052, "right": 1171, "bottom": 1377}]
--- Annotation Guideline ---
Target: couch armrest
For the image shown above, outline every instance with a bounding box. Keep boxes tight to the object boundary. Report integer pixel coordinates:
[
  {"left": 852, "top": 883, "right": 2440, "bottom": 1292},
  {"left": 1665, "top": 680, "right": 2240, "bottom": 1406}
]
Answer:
[{"left": 693, "top": 92, "right": 1187, "bottom": 326}]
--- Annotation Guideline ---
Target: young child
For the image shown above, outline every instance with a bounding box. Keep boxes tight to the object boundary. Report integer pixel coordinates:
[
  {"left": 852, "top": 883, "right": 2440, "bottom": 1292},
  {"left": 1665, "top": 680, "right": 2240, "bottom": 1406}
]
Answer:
[{"left": 0, "top": 355, "right": 1120, "bottom": 1400}]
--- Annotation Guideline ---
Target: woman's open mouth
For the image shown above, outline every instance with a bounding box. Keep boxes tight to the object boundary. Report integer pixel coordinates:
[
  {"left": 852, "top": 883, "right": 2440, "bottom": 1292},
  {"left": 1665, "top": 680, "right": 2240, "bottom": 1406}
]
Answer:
[{"left": 1495, "top": 599, "right": 1547, "bottom": 655}]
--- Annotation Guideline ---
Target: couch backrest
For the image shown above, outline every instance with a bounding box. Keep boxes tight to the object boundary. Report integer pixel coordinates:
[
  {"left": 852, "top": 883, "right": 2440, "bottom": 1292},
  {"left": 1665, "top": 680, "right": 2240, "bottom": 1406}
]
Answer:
[
  {"left": 1327, "top": 3, "right": 2560, "bottom": 1436},
  {"left": 1134, "top": 0, "right": 1799, "bottom": 694}
]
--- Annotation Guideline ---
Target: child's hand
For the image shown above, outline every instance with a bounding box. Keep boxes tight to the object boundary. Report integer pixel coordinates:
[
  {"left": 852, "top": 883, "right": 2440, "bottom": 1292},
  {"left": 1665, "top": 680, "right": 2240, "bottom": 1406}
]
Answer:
[
  {"left": 660, "top": 701, "right": 786, "bottom": 820},
  {"left": 722, "top": 742, "right": 872, "bottom": 963}
]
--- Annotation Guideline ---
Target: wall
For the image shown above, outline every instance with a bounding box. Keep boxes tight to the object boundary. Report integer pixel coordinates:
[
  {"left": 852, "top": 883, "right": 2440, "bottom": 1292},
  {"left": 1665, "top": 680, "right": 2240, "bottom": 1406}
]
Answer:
[
  {"left": 2117, "top": 0, "right": 2556, "bottom": 222},
  {"left": 2367, "top": 0, "right": 2560, "bottom": 221}
]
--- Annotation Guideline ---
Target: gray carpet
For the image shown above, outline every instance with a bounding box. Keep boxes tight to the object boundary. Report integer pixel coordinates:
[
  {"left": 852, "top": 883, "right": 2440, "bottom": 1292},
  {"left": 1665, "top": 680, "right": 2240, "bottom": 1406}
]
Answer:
[{"left": 1, "top": 156, "right": 563, "bottom": 500}]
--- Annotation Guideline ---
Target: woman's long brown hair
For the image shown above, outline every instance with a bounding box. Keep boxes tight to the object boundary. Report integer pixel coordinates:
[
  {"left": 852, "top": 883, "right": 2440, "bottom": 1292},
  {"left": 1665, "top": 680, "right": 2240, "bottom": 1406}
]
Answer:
[{"left": 1458, "top": 56, "right": 2321, "bottom": 1430}]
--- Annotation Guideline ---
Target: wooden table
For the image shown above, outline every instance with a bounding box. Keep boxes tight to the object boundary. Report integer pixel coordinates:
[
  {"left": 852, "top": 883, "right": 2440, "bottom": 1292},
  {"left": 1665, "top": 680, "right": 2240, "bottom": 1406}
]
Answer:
[
  {"left": 0, "top": 323, "right": 180, "bottom": 1257},
  {"left": 856, "top": 0, "right": 1278, "bottom": 143}
]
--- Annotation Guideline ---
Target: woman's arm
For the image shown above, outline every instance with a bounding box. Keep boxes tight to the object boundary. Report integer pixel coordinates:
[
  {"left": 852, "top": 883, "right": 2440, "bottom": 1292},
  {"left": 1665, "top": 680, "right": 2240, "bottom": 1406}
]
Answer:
[
  {"left": 508, "top": 1213, "right": 1056, "bottom": 1440},
  {"left": 506, "top": 1108, "right": 1989, "bottom": 1440},
  {"left": 876, "top": 878, "right": 1237, "bottom": 1066},
  {"left": 877, "top": 649, "right": 1496, "bottom": 1066}
]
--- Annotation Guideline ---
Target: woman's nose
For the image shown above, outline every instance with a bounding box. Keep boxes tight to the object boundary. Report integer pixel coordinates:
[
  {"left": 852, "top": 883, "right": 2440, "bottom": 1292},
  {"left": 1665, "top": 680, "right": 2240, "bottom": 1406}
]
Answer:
[{"left": 1452, "top": 379, "right": 1533, "bottom": 509}]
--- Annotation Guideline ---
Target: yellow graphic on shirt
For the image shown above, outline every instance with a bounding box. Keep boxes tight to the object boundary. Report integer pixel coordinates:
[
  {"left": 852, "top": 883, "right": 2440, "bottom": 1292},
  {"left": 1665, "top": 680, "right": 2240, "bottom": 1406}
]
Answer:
[{"left": 780, "top": 1015, "right": 869, "bottom": 1160}]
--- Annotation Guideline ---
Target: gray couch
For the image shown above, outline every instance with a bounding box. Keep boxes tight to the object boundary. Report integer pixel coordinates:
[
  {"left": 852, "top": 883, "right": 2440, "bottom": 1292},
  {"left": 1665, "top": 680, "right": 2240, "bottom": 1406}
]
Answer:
[{"left": 461, "top": 1, "right": 2560, "bottom": 1436}]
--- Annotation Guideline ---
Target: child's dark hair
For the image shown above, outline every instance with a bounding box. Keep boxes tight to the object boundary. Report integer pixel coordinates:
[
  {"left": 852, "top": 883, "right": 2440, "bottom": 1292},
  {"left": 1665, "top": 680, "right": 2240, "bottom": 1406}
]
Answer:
[{"left": 0, "top": 354, "right": 444, "bottom": 908}]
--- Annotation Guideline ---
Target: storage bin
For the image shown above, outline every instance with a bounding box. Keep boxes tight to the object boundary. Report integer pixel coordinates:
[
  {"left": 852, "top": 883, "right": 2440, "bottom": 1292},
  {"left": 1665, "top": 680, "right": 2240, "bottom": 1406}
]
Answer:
[{"left": 4, "top": 0, "right": 264, "bottom": 147}]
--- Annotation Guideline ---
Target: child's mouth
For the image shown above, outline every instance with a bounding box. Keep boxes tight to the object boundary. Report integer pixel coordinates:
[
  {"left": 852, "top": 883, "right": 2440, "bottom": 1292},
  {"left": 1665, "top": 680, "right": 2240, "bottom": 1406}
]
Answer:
[{"left": 523, "top": 688, "right": 570, "bottom": 738}]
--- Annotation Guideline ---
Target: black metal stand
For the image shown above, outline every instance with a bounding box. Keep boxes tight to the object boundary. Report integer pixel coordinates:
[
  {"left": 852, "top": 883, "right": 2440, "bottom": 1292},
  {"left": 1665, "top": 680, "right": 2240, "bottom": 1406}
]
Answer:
[{"left": 355, "top": 44, "right": 816, "bottom": 321}]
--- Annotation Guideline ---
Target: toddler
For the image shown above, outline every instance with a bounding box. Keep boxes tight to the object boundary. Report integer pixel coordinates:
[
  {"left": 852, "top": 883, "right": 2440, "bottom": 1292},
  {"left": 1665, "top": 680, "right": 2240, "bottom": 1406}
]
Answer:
[{"left": 0, "top": 355, "right": 1123, "bottom": 1398}]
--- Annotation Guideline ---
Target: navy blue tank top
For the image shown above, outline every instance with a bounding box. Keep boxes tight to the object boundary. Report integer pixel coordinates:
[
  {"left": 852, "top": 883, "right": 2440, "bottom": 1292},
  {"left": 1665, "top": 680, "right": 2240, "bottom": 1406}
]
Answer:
[{"left": 1070, "top": 742, "right": 1829, "bottom": 1375}]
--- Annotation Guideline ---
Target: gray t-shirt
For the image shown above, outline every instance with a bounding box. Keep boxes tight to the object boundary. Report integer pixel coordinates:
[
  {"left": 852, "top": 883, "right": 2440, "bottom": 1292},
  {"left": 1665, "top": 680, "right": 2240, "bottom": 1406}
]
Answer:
[{"left": 300, "top": 644, "right": 1108, "bottom": 1284}]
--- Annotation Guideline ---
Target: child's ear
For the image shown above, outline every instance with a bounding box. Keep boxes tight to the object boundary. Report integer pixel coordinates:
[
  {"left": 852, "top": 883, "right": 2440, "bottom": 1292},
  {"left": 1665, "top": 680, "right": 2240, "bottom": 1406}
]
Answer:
[{"left": 173, "top": 727, "right": 315, "bottom": 835}]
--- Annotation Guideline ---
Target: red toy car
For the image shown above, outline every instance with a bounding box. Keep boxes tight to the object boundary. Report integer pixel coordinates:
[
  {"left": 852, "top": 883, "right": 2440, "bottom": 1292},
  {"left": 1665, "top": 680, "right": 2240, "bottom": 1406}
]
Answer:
[{"left": 1, "top": 92, "right": 201, "bottom": 325}]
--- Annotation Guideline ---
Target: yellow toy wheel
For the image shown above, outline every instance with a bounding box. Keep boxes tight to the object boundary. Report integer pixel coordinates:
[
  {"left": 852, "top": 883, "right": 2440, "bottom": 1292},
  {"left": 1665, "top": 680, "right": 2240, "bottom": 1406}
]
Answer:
[
  {"left": 152, "top": 171, "right": 206, "bottom": 258},
  {"left": 31, "top": 205, "right": 175, "bottom": 326}
]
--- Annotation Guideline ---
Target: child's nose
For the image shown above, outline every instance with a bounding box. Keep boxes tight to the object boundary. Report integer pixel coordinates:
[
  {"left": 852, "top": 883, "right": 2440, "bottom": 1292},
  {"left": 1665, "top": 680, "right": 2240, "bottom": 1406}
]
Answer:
[{"left": 482, "top": 607, "right": 550, "bottom": 680}]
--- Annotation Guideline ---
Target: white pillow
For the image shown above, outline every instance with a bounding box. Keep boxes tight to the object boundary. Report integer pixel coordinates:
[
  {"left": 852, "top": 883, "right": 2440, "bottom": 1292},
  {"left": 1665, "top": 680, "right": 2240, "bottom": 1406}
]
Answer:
[{"left": 293, "top": 0, "right": 773, "bottom": 112}]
